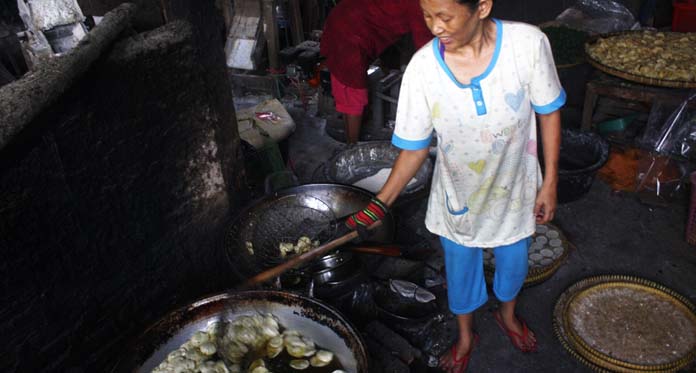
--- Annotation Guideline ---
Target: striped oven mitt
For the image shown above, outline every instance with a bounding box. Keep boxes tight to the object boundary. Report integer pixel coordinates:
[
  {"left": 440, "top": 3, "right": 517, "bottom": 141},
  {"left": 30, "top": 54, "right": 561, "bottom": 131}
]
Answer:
[{"left": 345, "top": 197, "right": 388, "bottom": 240}]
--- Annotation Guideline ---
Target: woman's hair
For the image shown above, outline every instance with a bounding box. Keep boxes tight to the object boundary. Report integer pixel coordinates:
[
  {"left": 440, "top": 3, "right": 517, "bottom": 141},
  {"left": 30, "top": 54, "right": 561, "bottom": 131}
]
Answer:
[{"left": 456, "top": 0, "right": 480, "bottom": 11}]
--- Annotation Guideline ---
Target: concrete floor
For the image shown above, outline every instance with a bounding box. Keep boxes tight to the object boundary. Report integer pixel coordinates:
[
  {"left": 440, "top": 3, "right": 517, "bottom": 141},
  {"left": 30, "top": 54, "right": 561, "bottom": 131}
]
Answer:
[{"left": 278, "top": 103, "right": 696, "bottom": 372}]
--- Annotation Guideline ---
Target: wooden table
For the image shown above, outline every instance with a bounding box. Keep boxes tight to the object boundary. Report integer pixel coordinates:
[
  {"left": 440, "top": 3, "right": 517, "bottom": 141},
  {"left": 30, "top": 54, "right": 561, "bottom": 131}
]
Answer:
[{"left": 581, "top": 73, "right": 694, "bottom": 131}]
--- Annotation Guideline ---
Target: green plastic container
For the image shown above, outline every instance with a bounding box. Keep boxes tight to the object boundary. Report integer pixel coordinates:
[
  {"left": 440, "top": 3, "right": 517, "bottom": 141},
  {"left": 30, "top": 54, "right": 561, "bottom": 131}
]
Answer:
[
  {"left": 245, "top": 140, "right": 286, "bottom": 188},
  {"left": 598, "top": 114, "right": 639, "bottom": 135}
]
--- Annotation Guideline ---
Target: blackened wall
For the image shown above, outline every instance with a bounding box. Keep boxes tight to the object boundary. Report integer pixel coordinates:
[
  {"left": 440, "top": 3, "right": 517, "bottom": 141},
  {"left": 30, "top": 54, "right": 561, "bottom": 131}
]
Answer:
[{"left": 0, "top": 2, "right": 244, "bottom": 371}]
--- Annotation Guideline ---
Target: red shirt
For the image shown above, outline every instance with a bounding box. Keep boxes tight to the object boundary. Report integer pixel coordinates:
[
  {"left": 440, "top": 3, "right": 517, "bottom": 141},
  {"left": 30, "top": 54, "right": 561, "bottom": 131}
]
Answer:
[{"left": 320, "top": 0, "right": 432, "bottom": 88}]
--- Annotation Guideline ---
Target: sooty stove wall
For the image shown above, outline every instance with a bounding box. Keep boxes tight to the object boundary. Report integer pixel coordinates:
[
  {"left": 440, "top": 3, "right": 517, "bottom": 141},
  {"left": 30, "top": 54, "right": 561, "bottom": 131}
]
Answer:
[{"left": 0, "top": 2, "right": 245, "bottom": 371}]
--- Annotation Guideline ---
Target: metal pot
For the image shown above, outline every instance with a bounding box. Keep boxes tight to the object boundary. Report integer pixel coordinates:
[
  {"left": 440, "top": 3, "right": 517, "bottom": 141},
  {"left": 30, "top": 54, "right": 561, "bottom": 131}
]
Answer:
[
  {"left": 314, "top": 271, "right": 370, "bottom": 299},
  {"left": 312, "top": 250, "right": 354, "bottom": 271},
  {"left": 313, "top": 260, "right": 359, "bottom": 286},
  {"left": 324, "top": 141, "right": 433, "bottom": 195},
  {"left": 225, "top": 184, "right": 395, "bottom": 278},
  {"left": 111, "top": 290, "right": 368, "bottom": 373}
]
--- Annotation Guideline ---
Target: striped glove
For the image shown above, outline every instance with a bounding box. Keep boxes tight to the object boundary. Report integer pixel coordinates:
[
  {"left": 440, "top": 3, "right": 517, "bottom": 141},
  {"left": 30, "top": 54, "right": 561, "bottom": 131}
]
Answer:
[{"left": 346, "top": 197, "right": 388, "bottom": 232}]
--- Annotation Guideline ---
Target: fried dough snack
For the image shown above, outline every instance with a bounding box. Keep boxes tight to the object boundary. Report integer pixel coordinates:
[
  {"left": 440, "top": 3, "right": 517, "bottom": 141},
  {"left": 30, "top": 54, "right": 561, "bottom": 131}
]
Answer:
[{"left": 587, "top": 31, "right": 696, "bottom": 82}]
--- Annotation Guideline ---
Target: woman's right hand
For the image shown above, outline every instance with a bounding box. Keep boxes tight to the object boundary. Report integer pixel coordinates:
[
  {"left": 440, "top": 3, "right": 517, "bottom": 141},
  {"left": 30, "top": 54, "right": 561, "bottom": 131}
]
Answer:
[
  {"left": 345, "top": 197, "right": 389, "bottom": 230},
  {"left": 345, "top": 147, "right": 429, "bottom": 238}
]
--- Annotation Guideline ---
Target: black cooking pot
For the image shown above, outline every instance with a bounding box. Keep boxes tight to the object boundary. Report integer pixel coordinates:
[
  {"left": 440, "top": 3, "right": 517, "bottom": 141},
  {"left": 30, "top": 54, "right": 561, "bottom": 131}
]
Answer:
[
  {"left": 314, "top": 271, "right": 371, "bottom": 300},
  {"left": 110, "top": 291, "right": 368, "bottom": 372},
  {"left": 312, "top": 250, "right": 354, "bottom": 271},
  {"left": 313, "top": 260, "right": 360, "bottom": 286}
]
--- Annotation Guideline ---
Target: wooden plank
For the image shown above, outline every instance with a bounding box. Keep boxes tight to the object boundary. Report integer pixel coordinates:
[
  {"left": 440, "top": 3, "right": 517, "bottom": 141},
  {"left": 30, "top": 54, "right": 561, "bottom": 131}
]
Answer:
[
  {"left": 288, "top": 0, "right": 303, "bottom": 44},
  {"left": 225, "top": 0, "right": 262, "bottom": 70},
  {"left": 228, "top": 0, "right": 261, "bottom": 39},
  {"left": 262, "top": 0, "right": 279, "bottom": 69},
  {"left": 581, "top": 81, "right": 598, "bottom": 130},
  {"left": 228, "top": 16, "right": 260, "bottom": 39}
]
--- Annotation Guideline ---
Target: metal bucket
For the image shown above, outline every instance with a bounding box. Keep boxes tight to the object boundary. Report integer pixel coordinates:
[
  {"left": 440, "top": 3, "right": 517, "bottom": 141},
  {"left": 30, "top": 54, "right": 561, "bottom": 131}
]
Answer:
[
  {"left": 111, "top": 290, "right": 369, "bottom": 372},
  {"left": 324, "top": 141, "right": 433, "bottom": 195}
]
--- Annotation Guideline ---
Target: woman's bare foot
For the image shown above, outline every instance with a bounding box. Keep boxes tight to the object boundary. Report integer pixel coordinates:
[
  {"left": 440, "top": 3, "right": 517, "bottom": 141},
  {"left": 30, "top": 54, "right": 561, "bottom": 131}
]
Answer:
[
  {"left": 439, "top": 333, "right": 478, "bottom": 372},
  {"left": 493, "top": 309, "right": 537, "bottom": 352}
]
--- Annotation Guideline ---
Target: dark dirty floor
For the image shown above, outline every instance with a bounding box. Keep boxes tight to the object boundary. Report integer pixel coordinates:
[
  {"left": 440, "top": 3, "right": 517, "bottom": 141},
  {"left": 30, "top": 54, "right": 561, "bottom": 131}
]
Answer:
[{"left": 249, "top": 92, "right": 696, "bottom": 373}]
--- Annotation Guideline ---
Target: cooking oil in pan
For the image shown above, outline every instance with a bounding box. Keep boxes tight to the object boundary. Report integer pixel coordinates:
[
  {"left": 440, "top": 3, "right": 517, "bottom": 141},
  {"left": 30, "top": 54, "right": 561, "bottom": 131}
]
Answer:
[
  {"left": 262, "top": 349, "right": 345, "bottom": 372},
  {"left": 152, "top": 313, "right": 350, "bottom": 373}
]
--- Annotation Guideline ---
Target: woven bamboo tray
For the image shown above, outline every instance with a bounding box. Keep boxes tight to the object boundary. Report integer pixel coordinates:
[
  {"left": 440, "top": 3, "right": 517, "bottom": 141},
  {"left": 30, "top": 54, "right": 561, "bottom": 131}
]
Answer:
[
  {"left": 585, "top": 31, "right": 696, "bottom": 89},
  {"left": 484, "top": 223, "right": 573, "bottom": 287},
  {"left": 553, "top": 275, "right": 696, "bottom": 372}
]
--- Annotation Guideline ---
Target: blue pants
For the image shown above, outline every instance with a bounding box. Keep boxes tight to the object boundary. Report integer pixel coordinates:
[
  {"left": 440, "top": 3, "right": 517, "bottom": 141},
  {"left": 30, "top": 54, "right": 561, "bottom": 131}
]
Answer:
[{"left": 440, "top": 236, "right": 531, "bottom": 314}]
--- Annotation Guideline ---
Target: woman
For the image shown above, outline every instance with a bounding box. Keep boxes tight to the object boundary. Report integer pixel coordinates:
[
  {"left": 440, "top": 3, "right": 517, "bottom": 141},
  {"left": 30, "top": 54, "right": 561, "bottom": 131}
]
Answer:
[
  {"left": 346, "top": 0, "right": 564, "bottom": 371},
  {"left": 320, "top": 0, "right": 432, "bottom": 143}
]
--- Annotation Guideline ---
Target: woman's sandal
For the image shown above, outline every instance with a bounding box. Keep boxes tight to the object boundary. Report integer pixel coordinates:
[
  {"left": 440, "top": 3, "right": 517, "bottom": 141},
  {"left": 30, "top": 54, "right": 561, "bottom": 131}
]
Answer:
[
  {"left": 492, "top": 310, "right": 537, "bottom": 353},
  {"left": 440, "top": 334, "right": 479, "bottom": 373}
]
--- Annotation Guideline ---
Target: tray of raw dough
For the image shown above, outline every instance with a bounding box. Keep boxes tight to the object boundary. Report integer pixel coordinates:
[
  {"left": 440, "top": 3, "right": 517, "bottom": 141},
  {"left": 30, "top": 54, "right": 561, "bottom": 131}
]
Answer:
[
  {"left": 483, "top": 223, "right": 572, "bottom": 287},
  {"left": 585, "top": 30, "right": 696, "bottom": 88},
  {"left": 553, "top": 275, "right": 696, "bottom": 372}
]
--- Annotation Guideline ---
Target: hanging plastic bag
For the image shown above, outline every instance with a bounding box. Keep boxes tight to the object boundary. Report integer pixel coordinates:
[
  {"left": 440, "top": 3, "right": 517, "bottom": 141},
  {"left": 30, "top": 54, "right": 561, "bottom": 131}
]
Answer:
[
  {"left": 635, "top": 93, "right": 696, "bottom": 203},
  {"left": 555, "top": 0, "right": 638, "bottom": 34},
  {"left": 651, "top": 93, "right": 696, "bottom": 159},
  {"left": 634, "top": 154, "right": 685, "bottom": 203}
]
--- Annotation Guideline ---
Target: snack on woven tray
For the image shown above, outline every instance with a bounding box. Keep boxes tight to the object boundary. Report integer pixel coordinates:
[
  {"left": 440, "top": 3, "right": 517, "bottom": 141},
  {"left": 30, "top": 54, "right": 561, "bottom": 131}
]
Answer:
[{"left": 587, "top": 31, "right": 696, "bottom": 82}]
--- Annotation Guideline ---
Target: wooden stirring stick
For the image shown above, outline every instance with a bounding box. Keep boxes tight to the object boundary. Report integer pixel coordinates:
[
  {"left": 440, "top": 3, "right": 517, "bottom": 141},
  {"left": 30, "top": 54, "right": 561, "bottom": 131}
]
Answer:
[{"left": 238, "top": 220, "right": 383, "bottom": 290}]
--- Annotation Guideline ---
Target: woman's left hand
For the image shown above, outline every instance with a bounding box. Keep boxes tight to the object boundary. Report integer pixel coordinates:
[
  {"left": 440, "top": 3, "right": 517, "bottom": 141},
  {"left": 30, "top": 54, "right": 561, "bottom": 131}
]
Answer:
[
  {"left": 534, "top": 183, "right": 557, "bottom": 224},
  {"left": 536, "top": 110, "right": 561, "bottom": 225}
]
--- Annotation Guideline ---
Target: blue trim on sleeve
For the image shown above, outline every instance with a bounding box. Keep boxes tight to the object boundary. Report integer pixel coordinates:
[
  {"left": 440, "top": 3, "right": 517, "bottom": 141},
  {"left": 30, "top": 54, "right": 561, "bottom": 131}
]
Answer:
[
  {"left": 391, "top": 133, "right": 432, "bottom": 150},
  {"left": 532, "top": 88, "right": 566, "bottom": 114}
]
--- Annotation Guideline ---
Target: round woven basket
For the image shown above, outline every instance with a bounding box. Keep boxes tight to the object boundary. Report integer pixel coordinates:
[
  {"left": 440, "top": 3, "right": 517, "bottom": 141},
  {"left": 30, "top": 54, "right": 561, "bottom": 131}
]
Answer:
[
  {"left": 483, "top": 223, "right": 573, "bottom": 287},
  {"left": 584, "top": 31, "right": 696, "bottom": 89},
  {"left": 553, "top": 275, "right": 696, "bottom": 372}
]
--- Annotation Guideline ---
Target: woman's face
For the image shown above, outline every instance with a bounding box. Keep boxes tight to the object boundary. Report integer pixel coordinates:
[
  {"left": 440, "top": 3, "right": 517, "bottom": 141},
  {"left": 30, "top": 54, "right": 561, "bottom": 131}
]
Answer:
[{"left": 420, "top": 0, "right": 484, "bottom": 49}]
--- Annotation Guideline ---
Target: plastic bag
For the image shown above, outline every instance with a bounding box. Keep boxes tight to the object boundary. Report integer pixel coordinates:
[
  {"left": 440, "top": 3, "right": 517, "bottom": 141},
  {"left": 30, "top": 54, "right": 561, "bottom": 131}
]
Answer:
[
  {"left": 634, "top": 93, "right": 696, "bottom": 203},
  {"left": 651, "top": 93, "right": 696, "bottom": 159},
  {"left": 236, "top": 98, "right": 295, "bottom": 149},
  {"left": 635, "top": 153, "right": 685, "bottom": 203},
  {"left": 389, "top": 279, "right": 437, "bottom": 303},
  {"left": 556, "top": 0, "right": 638, "bottom": 34}
]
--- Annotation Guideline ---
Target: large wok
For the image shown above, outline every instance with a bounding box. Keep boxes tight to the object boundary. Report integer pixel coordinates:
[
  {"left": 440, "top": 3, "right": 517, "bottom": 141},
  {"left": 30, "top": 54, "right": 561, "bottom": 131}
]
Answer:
[
  {"left": 111, "top": 290, "right": 369, "bottom": 372},
  {"left": 225, "top": 183, "right": 396, "bottom": 278}
]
